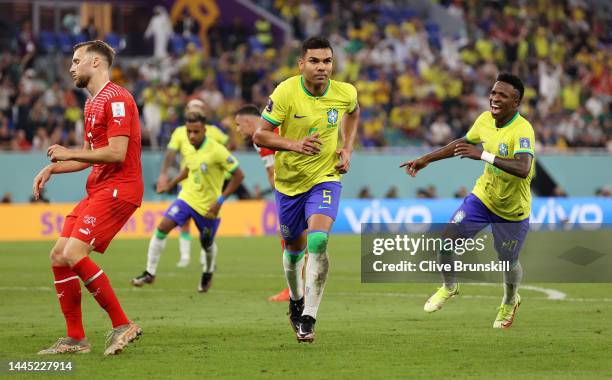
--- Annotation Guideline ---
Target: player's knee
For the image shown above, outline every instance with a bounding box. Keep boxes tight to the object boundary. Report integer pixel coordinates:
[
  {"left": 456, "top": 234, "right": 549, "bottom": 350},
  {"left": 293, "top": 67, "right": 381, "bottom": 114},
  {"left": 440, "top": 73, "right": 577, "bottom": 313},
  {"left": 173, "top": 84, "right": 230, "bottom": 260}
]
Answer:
[
  {"left": 199, "top": 234, "right": 213, "bottom": 251},
  {"left": 307, "top": 231, "right": 328, "bottom": 254},
  {"left": 49, "top": 246, "right": 65, "bottom": 265}
]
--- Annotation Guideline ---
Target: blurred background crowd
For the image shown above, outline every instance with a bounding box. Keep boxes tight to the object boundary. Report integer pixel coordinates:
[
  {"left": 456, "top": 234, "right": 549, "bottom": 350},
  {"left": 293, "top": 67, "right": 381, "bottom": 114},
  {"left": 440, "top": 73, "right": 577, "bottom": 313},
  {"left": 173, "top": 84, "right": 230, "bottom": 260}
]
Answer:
[{"left": 0, "top": 0, "right": 610, "bottom": 153}]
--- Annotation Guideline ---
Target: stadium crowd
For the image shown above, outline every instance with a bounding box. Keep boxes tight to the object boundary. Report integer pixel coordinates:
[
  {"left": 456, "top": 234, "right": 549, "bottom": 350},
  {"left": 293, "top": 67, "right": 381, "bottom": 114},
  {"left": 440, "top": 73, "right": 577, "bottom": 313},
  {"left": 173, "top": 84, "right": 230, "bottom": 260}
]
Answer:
[{"left": 0, "top": 0, "right": 610, "bottom": 152}]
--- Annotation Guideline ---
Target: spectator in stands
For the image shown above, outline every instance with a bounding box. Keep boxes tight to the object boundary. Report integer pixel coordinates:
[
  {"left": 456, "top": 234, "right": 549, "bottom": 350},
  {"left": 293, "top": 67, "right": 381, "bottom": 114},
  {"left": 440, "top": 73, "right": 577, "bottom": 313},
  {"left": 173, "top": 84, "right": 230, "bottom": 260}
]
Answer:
[
  {"left": 1, "top": 192, "right": 12, "bottom": 203},
  {"left": 145, "top": 6, "right": 173, "bottom": 59},
  {"left": 358, "top": 186, "right": 373, "bottom": 199},
  {"left": 384, "top": 186, "right": 399, "bottom": 199}
]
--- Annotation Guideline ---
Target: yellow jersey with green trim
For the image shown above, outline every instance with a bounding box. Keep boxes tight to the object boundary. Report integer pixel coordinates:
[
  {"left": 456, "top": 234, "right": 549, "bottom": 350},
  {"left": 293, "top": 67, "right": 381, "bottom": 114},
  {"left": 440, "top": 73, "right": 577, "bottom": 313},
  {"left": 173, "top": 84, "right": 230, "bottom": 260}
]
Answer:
[
  {"left": 261, "top": 75, "right": 358, "bottom": 196},
  {"left": 178, "top": 138, "right": 239, "bottom": 215},
  {"left": 465, "top": 111, "right": 535, "bottom": 221},
  {"left": 167, "top": 124, "right": 229, "bottom": 184}
]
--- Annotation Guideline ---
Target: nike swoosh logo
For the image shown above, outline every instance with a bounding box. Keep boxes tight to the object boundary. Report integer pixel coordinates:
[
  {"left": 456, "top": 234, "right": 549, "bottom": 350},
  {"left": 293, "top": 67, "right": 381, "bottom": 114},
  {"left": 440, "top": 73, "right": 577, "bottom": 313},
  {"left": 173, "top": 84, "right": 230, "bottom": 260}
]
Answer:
[{"left": 294, "top": 115, "right": 307, "bottom": 119}]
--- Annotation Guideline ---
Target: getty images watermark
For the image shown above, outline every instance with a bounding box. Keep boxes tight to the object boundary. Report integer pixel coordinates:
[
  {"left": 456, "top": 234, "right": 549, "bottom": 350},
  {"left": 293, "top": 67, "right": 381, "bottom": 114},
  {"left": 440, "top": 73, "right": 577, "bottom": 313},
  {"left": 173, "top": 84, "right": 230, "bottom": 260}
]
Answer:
[
  {"left": 370, "top": 234, "right": 512, "bottom": 273},
  {"left": 361, "top": 223, "right": 612, "bottom": 283}
]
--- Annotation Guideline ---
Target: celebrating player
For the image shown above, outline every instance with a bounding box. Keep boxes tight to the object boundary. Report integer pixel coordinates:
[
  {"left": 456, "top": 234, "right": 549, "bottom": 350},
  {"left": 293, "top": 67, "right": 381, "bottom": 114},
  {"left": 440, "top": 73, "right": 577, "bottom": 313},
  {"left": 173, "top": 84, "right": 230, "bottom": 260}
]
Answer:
[
  {"left": 32, "top": 40, "right": 143, "bottom": 355},
  {"left": 400, "top": 73, "right": 534, "bottom": 329},
  {"left": 253, "top": 37, "right": 360, "bottom": 342},
  {"left": 234, "top": 104, "right": 290, "bottom": 302},
  {"left": 156, "top": 99, "right": 229, "bottom": 268},
  {"left": 132, "top": 110, "right": 244, "bottom": 292}
]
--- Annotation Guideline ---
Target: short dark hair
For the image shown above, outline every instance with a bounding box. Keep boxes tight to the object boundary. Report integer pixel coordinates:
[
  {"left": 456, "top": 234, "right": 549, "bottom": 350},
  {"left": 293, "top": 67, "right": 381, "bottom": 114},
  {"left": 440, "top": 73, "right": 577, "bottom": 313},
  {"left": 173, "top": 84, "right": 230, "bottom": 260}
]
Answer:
[
  {"left": 235, "top": 104, "right": 260, "bottom": 117},
  {"left": 496, "top": 72, "right": 524, "bottom": 101},
  {"left": 73, "top": 40, "right": 116, "bottom": 67},
  {"left": 302, "top": 36, "right": 333, "bottom": 56},
  {"left": 185, "top": 111, "right": 206, "bottom": 125}
]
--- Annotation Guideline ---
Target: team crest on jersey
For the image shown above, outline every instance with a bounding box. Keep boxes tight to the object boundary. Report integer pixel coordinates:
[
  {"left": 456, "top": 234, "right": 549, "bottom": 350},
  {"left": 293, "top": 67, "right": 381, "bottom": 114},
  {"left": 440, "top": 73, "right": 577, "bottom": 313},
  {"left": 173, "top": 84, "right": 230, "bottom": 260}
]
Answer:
[
  {"left": 519, "top": 137, "right": 530, "bottom": 149},
  {"left": 327, "top": 109, "right": 339, "bottom": 125},
  {"left": 498, "top": 143, "right": 508, "bottom": 157},
  {"left": 452, "top": 210, "right": 465, "bottom": 224},
  {"left": 200, "top": 163, "right": 208, "bottom": 172},
  {"left": 280, "top": 224, "right": 290, "bottom": 238},
  {"left": 265, "top": 98, "right": 274, "bottom": 113}
]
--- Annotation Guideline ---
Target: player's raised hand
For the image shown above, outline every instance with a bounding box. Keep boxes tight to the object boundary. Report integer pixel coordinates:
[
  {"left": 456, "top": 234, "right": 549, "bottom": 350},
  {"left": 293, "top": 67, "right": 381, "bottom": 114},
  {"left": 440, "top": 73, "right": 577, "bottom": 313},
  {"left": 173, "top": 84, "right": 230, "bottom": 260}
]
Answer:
[
  {"left": 400, "top": 158, "right": 428, "bottom": 177},
  {"left": 47, "top": 144, "right": 72, "bottom": 162},
  {"left": 32, "top": 167, "right": 52, "bottom": 200},
  {"left": 454, "top": 142, "right": 481, "bottom": 160},
  {"left": 335, "top": 148, "right": 351, "bottom": 174},
  {"left": 294, "top": 133, "right": 322, "bottom": 155}
]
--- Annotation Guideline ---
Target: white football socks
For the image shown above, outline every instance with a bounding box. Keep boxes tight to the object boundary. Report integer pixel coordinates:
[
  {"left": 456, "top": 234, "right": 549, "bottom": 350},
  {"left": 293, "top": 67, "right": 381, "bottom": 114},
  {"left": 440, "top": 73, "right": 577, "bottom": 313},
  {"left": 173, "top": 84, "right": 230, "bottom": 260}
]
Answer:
[{"left": 283, "top": 249, "right": 305, "bottom": 301}]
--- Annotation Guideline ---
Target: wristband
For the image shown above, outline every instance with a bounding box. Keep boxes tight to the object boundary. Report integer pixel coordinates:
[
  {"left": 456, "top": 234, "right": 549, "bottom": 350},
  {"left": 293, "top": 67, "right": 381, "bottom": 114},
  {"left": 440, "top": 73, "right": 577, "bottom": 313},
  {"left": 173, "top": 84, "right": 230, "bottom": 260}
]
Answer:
[
  {"left": 217, "top": 195, "right": 225, "bottom": 204},
  {"left": 480, "top": 151, "right": 496, "bottom": 164}
]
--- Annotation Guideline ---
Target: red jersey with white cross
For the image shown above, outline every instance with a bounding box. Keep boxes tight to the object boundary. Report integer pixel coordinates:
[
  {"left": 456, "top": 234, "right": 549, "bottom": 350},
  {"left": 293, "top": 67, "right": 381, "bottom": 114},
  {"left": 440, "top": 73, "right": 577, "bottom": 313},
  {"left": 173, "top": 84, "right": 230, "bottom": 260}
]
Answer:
[{"left": 83, "top": 81, "right": 143, "bottom": 206}]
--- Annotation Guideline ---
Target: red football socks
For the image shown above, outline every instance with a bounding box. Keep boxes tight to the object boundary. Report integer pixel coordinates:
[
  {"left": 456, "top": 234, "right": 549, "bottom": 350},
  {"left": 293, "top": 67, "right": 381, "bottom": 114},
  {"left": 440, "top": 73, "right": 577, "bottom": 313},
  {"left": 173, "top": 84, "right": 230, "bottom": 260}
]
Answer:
[
  {"left": 52, "top": 266, "right": 85, "bottom": 340},
  {"left": 71, "top": 257, "right": 129, "bottom": 328}
]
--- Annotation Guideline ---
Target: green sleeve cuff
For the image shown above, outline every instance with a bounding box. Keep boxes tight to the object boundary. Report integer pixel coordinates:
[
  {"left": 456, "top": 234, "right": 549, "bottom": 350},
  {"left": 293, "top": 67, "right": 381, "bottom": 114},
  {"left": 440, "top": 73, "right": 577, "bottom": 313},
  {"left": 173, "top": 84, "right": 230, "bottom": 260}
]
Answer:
[
  {"left": 228, "top": 164, "right": 239, "bottom": 174},
  {"left": 514, "top": 150, "right": 534, "bottom": 157},
  {"left": 464, "top": 135, "right": 477, "bottom": 144},
  {"left": 262, "top": 114, "right": 281, "bottom": 126}
]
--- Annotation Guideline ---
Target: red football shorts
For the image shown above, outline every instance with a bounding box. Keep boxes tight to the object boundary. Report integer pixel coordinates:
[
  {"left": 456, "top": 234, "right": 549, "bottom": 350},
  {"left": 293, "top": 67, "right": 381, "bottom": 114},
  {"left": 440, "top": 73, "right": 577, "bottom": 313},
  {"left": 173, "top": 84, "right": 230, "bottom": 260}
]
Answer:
[{"left": 61, "top": 190, "right": 137, "bottom": 253}]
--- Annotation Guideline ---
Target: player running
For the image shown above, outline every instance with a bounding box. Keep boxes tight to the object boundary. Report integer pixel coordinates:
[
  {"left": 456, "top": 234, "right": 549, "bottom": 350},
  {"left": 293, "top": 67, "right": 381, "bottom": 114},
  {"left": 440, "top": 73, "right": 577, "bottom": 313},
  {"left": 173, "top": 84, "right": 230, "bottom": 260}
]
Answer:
[
  {"left": 400, "top": 73, "right": 534, "bottom": 329},
  {"left": 234, "top": 104, "right": 290, "bottom": 302},
  {"left": 254, "top": 37, "right": 360, "bottom": 342},
  {"left": 33, "top": 40, "right": 143, "bottom": 355},
  {"left": 156, "top": 99, "right": 229, "bottom": 268},
  {"left": 132, "top": 110, "right": 244, "bottom": 292}
]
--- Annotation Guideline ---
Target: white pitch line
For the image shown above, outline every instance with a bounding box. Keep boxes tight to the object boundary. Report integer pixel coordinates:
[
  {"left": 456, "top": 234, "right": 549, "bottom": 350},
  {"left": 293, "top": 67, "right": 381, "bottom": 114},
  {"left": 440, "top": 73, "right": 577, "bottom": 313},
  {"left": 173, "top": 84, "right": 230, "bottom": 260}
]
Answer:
[
  {"left": 0, "top": 285, "right": 610, "bottom": 302},
  {"left": 468, "top": 283, "right": 567, "bottom": 300}
]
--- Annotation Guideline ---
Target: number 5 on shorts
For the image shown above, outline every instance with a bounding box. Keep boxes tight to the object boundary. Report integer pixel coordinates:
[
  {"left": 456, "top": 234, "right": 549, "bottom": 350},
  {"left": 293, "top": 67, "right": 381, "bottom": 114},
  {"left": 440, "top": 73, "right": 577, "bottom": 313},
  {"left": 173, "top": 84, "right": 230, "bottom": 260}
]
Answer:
[{"left": 323, "top": 190, "right": 331, "bottom": 204}]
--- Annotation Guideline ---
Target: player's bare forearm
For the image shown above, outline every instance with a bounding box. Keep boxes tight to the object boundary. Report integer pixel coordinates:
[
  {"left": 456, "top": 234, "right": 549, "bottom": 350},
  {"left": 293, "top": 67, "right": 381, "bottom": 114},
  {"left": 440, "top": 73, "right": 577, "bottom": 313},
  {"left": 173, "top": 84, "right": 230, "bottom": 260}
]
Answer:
[
  {"left": 160, "top": 150, "right": 177, "bottom": 176},
  {"left": 48, "top": 161, "right": 91, "bottom": 174},
  {"left": 491, "top": 154, "right": 532, "bottom": 178},
  {"left": 265, "top": 166, "right": 275, "bottom": 189},
  {"left": 167, "top": 168, "right": 188, "bottom": 190},
  {"left": 71, "top": 138, "right": 128, "bottom": 163},
  {"left": 340, "top": 104, "right": 360, "bottom": 153},
  {"left": 253, "top": 128, "right": 296, "bottom": 152},
  {"left": 221, "top": 168, "right": 245, "bottom": 199},
  {"left": 253, "top": 118, "right": 321, "bottom": 155},
  {"left": 454, "top": 143, "right": 532, "bottom": 178},
  {"left": 400, "top": 138, "right": 467, "bottom": 177},
  {"left": 423, "top": 138, "right": 467, "bottom": 164}
]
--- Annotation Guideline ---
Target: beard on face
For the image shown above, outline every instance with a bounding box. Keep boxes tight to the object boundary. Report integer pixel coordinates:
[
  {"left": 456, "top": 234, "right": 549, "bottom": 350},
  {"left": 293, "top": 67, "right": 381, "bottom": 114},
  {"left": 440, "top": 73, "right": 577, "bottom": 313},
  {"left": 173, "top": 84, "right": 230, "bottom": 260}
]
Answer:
[{"left": 74, "top": 74, "right": 90, "bottom": 88}]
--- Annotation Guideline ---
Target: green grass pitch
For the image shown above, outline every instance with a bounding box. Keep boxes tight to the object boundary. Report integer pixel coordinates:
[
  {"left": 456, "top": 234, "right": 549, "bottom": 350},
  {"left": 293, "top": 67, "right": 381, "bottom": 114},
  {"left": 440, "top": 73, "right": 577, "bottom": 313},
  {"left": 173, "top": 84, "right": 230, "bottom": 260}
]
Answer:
[{"left": 0, "top": 236, "right": 610, "bottom": 379}]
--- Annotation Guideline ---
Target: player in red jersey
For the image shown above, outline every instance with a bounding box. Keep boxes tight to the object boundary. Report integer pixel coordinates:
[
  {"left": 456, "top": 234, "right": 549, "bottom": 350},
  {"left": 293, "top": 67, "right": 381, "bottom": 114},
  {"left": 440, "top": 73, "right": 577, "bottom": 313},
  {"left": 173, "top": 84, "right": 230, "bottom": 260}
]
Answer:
[
  {"left": 32, "top": 40, "right": 143, "bottom": 356},
  {"left": 234, "top": 104, "right": 292, "bottom": 302}
]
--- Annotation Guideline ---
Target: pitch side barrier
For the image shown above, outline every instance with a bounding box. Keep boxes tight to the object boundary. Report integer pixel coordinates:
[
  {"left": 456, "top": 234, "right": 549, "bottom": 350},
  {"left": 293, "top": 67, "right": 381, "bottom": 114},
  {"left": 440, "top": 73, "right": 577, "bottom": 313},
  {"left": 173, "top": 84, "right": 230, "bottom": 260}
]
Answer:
[{"left": 0, "top": 197, "right": 610, "bottom": 241}]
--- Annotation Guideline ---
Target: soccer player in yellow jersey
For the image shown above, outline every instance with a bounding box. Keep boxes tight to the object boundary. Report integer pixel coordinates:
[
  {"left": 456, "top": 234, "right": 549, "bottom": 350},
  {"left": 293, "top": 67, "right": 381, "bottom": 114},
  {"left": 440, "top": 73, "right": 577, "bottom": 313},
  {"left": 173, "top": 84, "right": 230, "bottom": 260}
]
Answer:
[
  {"left": 401, "top": 73, "right": 534, "bottom": 329},
  {"left": 157, "top": 99, "right": 229, "bottom": 268},
  {"left": 133, "top": 110, "right": 244, "bottom": 292},
  {"left": 254, "top": 37, "right": 360, "bottom": 342}
]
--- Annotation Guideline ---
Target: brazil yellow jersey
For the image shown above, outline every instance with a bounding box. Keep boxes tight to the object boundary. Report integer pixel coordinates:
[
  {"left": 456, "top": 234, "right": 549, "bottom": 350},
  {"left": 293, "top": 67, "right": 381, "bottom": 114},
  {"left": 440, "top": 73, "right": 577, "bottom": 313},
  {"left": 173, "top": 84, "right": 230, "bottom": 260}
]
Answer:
[
  {"left": 178, "top": 138, "right": 239, "bottom": 215},
  {"left": 261, "top": 75, "right": 358, "bottom": 196},
  {"left": 465, "top": 111, "right": 536, "bottom": 221},
  {"left": 167, "top": 124, "right": 229, "bottom": 184}
]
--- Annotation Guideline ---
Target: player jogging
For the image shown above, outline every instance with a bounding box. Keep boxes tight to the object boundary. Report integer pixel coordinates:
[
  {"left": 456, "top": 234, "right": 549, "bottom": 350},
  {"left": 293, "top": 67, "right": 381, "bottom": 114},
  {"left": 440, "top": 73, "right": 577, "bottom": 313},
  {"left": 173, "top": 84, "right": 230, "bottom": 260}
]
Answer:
[
  {"left": 132, "top": 110, "right": 244, "bottom": 292},
  {"left": 253, "top": 37, "right": 360, "bottom": 342},
  {"left": 156, "top": 99, "right": 229, "bottom": 268},
  {"left": 400, "top": 73, "right": 534, "bottom": 329},
  {"left": 32, "top": 40, "right": 143, "bottom": 355},
  {"left": 234, "top": 104, "right": 290, "bottom": 302}
]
